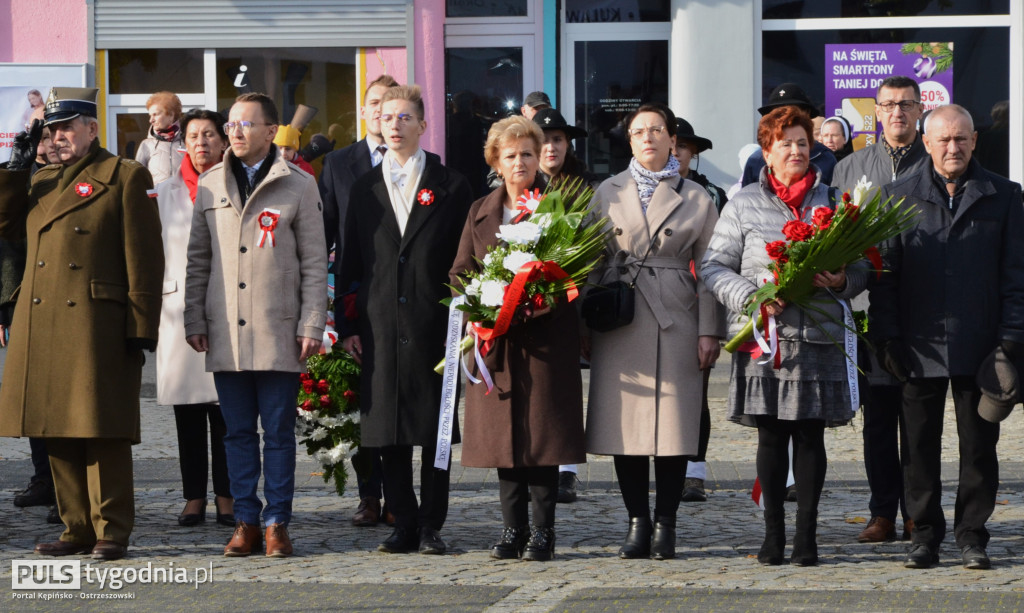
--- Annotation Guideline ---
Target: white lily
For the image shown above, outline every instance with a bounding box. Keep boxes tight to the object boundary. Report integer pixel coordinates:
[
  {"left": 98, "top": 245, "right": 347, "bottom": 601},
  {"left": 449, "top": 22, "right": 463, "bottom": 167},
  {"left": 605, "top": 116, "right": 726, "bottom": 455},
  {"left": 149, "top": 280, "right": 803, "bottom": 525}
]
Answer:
[{"left": 852, "top": 175, "right": 874, "bottom": 207}]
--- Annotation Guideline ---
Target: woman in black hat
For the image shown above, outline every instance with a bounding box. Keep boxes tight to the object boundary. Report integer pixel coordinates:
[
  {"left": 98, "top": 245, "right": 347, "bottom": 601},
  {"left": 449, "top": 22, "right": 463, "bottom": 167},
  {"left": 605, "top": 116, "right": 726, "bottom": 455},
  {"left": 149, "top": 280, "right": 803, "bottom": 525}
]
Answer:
[
  {"left": 532, "top": 108, "right": 597, "bottom": 189},
  {"left": 531, "top": 107, "right": 598, "bottom": 503},
  {"left": 672, "top": 117, "right": 728, "bottom": 505}
]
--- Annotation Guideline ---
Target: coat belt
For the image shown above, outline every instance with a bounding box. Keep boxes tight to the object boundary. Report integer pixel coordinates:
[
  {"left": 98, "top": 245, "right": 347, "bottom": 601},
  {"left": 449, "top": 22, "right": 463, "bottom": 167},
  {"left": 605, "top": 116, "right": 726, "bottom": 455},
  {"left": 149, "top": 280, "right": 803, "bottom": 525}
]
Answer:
[{"left": 621, "top": 255, "right": 692, "bottom": 330}]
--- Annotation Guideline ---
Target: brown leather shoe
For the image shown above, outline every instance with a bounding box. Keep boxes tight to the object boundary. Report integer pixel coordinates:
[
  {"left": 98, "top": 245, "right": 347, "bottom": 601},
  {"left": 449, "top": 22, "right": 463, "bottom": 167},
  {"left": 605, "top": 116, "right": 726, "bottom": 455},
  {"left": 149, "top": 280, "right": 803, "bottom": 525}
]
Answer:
[
  {"left": 224, "top": 521, "right": 262, "bottom": 557},
  {"left": 265, "top": 523, "right": 293, "bottom": 558},
  {"left": 857, "top": 516, "right": 896, "bottom": 543},
  {"left": 902, "top": 519, "right": 915, "bottom": 541},
  {"left": 34, "top": 540, "right": 94, "bottom": 556},
  {"left": 91, "top": 540, "right": 127, "bottom": 561},
  {"left": 352, "top": 497, "right": 381, "bottom": 526}
]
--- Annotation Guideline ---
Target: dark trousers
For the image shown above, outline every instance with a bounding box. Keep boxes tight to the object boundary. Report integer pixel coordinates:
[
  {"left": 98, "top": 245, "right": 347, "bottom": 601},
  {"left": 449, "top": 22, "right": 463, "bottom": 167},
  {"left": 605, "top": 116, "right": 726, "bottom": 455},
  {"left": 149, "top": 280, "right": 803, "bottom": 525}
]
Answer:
[
  {"left": 173, "top": 404, "right": 231, "bottom": 501},
  {"left": 497, "top": 466, "right": 558, "bottom": 528},
  {"left": 351, "top": 446, "right": 384, "bottom": 500},
  {"left": 755, "top": 416, "right": 827, "bottom": 516},
  {"left": 29, "top": 437, "right": 53, "bottom": 487},
  {"left": 614, "top": 455, "right": 687, "bottom": 519},
  {"left": 379, "top": 444, "right": 450, "bottom": 532},
  {"left": 901, "top": 377, "right": 1000, "bottom": 548},
  {"left": 862, "top": 384, "right": 907, "bottom": 521}
]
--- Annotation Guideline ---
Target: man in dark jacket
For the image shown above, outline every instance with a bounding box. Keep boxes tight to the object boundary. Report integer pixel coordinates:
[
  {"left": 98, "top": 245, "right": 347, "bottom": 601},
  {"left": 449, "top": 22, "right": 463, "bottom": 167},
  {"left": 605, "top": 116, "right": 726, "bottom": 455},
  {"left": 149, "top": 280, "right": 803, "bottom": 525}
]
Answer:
[
  {"left": 338, "top": 84, "right": 473, "bottom": 556},
  {"left": 834, "top": 76, "right": 932, "bottom": 545},
  {"left": 870, "top": 104, "right": 1024, "bottom": 570},
  {"left": 318, "top": 73, "right": 399, "bottom": 527}
]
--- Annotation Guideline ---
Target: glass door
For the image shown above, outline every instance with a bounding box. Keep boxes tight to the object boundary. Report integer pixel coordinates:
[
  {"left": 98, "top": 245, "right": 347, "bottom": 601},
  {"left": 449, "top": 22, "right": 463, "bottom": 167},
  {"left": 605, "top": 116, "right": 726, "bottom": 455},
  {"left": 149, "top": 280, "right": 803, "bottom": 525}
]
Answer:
[
  {"left": 562, "top": 21, "right": 671, "bottom": 179},
  {"left": 444, "top": 35, "right": 537, "bottom": 198}
]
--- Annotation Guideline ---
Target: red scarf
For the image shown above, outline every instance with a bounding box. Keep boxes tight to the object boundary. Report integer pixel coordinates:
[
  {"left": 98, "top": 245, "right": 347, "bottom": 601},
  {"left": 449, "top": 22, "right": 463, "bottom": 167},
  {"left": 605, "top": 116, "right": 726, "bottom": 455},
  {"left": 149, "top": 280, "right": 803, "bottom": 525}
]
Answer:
[
  {"left": 180, "top": 154, "right": 201, "bottom": 204},
  {"left": 768, "top": 169, "right": 816, "bottom": 218}
]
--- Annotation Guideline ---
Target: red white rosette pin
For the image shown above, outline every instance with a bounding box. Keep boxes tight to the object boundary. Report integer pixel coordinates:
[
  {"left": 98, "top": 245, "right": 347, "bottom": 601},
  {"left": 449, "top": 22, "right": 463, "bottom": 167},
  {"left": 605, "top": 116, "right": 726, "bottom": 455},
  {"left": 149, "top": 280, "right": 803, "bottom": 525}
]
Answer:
[
  {"left": 417, "top": 188, "right": 434, "bottom": 206},
  {"left": 257, "top": 208, "right": 281, "bottom": 248},
  {"left": 512, "top": 188, "right": 544, "bottom": 222},
  {"left": 75, "top": 182, "right": 93, "bottom": 197}
]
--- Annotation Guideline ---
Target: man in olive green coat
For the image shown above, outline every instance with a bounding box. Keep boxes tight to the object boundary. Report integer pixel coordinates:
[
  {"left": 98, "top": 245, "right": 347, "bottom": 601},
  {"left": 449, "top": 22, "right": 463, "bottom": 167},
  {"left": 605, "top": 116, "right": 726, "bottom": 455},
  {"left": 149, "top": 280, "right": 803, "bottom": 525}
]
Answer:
[{"left": 0, "top": 88, "right": 164, "bottom": 561}]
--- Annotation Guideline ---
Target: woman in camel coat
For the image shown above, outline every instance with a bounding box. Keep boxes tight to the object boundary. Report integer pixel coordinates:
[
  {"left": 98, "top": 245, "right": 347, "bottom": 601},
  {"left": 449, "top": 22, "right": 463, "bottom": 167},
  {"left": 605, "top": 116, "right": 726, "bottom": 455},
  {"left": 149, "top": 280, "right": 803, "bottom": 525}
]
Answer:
[{"left": 584, "top": 103, "right": 724, "bottom": 560}]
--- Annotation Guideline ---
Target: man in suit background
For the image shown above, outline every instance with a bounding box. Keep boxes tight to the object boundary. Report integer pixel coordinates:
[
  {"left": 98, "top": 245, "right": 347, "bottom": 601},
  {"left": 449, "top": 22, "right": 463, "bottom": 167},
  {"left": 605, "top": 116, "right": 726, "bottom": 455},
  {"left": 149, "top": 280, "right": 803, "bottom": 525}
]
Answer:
[
  {"left": 318, "top": 73, "right": 398, "bottom": 527},
  {"left": 338, "top": 84, "right": 473, "bottom": 555}
]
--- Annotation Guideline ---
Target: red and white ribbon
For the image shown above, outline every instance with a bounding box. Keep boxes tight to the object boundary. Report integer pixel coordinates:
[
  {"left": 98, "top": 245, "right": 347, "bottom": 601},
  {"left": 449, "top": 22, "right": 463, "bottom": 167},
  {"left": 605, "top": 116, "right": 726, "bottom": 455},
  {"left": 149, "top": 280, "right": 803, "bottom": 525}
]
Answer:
[
  {"left": 257, "top": 208, "right": 281, "bottom": 248},
  {"left": 752, "top": 306, "right": 779, "bottom": 368}
]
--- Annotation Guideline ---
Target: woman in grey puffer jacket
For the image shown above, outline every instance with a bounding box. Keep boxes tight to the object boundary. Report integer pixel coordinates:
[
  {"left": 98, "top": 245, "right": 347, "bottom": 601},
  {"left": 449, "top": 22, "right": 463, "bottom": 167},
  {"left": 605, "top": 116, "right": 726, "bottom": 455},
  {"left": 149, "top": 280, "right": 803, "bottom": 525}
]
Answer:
[{"left": 701, "top": 107, "right": 867, "bottom": 568}]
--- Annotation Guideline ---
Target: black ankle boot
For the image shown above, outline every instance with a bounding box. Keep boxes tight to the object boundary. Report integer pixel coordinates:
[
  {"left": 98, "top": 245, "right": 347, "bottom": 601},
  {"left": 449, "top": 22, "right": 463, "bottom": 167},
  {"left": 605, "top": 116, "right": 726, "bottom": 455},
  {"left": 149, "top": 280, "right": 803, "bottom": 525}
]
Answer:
[
  {"left": 522, "top": 526, "right": 555, "bottom": 562},
  {"left": 791, "top": 510, "right": 818, "bottom": 566},
  {"left": 490, "top": 525, "right": 529, "bottom": 559},
  {"left": 758, "top": 508, "right": 786, "bottom": 565},
  {"left": 618, "top": 516, "right": 652, "bottom": 559},
  {"left": 651, "top": 515, "right": 676, "bottom": 560}
]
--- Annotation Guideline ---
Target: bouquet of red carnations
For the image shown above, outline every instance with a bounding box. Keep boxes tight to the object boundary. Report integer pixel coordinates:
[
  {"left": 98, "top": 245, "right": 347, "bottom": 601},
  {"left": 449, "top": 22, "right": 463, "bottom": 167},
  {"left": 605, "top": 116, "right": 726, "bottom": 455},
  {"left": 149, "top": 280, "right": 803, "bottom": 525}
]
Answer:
[
  {"left": 723, "top": 176, "right": 918, "bottom": 353},
  {"left": 433, "top": 177, "right": 609, "bottom": 374}
]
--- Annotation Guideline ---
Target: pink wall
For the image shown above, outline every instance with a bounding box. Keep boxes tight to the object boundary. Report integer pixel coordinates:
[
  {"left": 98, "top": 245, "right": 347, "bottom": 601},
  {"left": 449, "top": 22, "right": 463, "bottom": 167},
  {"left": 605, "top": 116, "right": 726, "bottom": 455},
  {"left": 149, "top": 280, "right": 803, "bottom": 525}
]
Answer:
[
  {"left": 414, "top": 0, "right": 446, "bottom": 162},
  {"left": 366, "top": 2, "right": 445, "bottom": 160},
  {"left": 0, "top": 0, "right": 88, "bottom": 63}
]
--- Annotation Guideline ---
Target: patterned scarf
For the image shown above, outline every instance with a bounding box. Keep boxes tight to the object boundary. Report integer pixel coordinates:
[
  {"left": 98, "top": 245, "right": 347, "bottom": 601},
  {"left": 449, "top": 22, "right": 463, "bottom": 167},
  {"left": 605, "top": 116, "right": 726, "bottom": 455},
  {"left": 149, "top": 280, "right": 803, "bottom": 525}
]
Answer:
[
  {"left": 156, "top": 122, "right": 180, "bottom": 143},
  {"left": 629, "top": 154, "right": 680, "bottom": 214},
  {"left": 882, "top": 137, "right": 912, "bottom": 166}
]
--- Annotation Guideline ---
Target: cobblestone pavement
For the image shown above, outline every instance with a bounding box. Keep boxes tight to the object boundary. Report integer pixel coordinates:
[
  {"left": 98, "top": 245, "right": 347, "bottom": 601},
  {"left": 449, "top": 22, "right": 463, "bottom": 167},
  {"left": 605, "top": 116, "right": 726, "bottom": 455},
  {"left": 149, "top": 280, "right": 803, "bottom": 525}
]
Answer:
[{"left": 2, "top": 357, "right": 1024, "bottom": 611}]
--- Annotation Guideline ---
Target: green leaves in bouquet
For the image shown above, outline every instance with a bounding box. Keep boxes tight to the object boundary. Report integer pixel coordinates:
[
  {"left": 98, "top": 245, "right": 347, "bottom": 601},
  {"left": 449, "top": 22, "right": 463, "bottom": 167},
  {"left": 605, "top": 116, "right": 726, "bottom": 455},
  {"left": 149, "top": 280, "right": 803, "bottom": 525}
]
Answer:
[{"left": 296, "top": 345, "right": 362, "bottom": 496}]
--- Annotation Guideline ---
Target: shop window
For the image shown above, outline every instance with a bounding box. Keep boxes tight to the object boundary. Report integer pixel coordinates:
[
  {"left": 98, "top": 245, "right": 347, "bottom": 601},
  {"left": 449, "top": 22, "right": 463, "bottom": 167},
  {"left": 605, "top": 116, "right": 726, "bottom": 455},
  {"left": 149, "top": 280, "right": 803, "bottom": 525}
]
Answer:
[
  {"left": 109, "top": 49, "right": 205, "bottom": 95},
  {"left": 762, "top": 0, "right": 1009, "bottom": 19},
  {"left": 446, "top": 0, "right": 528, "bottom": 17},
  {"left": 445, "top": 46, "right": 525, "bottom": 197},
  {"left": 215, "top": 48, "right": 357, "bottom": 164},
  {"left": 565, "top": 0, "right": 670, "bottom": 23},
  {"left": 574, "top": 39, "right": 669, "bottom": 178},
  {"left": 762, "top": 27, "right": 1010, "bottom": 176}
]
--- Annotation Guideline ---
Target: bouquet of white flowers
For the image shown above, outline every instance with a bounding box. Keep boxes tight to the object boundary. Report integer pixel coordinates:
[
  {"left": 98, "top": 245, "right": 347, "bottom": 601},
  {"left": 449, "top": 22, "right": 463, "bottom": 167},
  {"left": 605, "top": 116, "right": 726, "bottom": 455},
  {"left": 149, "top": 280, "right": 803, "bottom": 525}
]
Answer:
[{"left": 434, "top": 177, "right": 608, "bottom": 374}]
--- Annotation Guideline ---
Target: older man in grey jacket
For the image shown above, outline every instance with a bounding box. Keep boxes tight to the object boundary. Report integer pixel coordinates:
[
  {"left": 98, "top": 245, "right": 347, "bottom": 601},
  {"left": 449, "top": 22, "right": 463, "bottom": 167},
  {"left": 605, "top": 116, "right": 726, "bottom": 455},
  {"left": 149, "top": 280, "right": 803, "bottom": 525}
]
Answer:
[
  {"left": 185, "top": 92, "right": 326, "bottom": 559},
  {"left": 871, "top": 104, "right": 1024, "bottom": 570}
]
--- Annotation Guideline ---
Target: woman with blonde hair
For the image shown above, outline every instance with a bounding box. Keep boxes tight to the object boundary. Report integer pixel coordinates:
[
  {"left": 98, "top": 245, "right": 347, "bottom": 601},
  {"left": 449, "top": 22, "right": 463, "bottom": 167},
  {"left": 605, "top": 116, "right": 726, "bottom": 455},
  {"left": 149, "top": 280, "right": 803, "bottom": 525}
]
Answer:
[{"left": 450, "top": 115, "right": 586, "bottom": 562}]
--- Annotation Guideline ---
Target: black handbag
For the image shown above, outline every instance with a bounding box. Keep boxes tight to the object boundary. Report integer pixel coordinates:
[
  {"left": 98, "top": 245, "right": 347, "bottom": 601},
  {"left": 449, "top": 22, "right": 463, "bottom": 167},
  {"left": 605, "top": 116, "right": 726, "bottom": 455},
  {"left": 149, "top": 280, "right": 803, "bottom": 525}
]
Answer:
[{"left": 582, "top": 230, "right": 657, "bottom": 332}]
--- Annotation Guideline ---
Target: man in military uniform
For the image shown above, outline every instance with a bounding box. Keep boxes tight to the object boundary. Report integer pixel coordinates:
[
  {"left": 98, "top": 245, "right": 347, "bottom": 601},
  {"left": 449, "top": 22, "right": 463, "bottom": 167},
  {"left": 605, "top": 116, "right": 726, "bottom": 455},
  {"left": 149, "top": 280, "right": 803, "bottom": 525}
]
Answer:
[{"left": 0, "top": 88, "right": 164, "bottom": 561}]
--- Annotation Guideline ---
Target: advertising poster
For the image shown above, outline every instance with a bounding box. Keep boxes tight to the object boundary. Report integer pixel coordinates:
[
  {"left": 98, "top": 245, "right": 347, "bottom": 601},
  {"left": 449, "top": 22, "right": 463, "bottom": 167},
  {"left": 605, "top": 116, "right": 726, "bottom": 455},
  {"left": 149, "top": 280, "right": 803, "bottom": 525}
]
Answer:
[
  {"left": 825, "top": 43, "right": 953, "bottom": 151},
  {"left": 0, "top": 64, "right": 86, "bottom": 163}
]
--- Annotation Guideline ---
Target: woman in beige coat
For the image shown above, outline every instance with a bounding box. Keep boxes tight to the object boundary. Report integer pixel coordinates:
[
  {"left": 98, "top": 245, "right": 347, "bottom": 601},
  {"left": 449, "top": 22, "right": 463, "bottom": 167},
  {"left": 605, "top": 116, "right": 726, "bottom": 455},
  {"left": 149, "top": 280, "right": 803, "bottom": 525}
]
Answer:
[
  {"left": 584, "top": 103, "right": 723, "bottom": 560},
  {"left": 156, "top": 109, "right": 233, "bottom": 528}
]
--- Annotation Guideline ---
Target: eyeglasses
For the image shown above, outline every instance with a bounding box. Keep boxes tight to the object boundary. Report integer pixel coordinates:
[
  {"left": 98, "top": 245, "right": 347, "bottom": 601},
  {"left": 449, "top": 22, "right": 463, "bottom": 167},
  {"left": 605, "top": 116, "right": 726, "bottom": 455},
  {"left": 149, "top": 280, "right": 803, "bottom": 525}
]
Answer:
[
  {"left": 876, "top": 100, "right": 920, "bottom": 113},
  {"left": 223, "top": 121, "right": 274, "bottom": 134},
  {"left": 628, "top": 126, "right": 666, "bottom": 139},
  {"left": 380, "top": 113, "right": 415, "bottom": 126}
]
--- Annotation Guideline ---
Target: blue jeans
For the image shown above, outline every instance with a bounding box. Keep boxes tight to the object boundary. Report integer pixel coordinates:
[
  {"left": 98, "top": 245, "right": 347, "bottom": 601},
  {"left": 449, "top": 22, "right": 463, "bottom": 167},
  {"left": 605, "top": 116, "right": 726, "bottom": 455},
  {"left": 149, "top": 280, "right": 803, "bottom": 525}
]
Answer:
[{"left": 214, "top": 371, "right": 300, "bottom": 526}]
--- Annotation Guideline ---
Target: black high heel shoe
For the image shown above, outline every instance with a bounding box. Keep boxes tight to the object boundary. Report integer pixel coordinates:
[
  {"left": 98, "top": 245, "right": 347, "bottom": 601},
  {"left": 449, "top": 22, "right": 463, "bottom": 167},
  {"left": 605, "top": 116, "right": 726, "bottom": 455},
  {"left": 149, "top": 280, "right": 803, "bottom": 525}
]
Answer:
[
  {"left": 178, "top": 499, "right": 206, "bottom": 527},
  {"left": 215, "top": 496, "right": 235, "bottom": 528}
]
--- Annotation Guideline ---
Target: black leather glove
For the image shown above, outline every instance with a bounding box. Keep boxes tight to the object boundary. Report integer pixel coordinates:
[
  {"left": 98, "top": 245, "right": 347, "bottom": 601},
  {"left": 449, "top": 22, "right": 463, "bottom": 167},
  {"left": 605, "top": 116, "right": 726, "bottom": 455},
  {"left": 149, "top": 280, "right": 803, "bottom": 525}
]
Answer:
[
  {"left": 6, "top": 119, "right": 43, "bottom": 171},
  {"left": 127, "top": 337, "right": 157, "bottom": 353},
  {"left": 298, "top": 133, "right": 335, "bottom": 163},
  {"left": 877, "top": 338, "right": 910, "bottom": 383}
]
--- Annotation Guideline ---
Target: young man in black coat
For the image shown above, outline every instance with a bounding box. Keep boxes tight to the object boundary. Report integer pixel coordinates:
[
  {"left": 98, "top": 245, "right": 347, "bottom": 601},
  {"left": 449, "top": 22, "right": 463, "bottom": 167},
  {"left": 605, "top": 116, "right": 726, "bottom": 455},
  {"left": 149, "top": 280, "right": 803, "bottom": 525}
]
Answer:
[
  {"left": 337, "top": 84, "right": 473, "bottom": 556},
  {"left": 318, "top": 74, "right": 398, "bottom": 527},
  {"left": 870, "top": 104, "right": 1024, "bottom": 571}
]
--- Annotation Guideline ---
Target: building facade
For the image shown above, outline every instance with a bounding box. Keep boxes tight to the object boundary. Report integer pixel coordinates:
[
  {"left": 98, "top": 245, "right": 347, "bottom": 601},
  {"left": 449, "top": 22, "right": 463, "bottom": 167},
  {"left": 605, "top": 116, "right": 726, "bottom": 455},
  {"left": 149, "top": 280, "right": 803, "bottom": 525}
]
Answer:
[{"left": 2, "top": 0, "right": 1020, "bottom": 187}]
